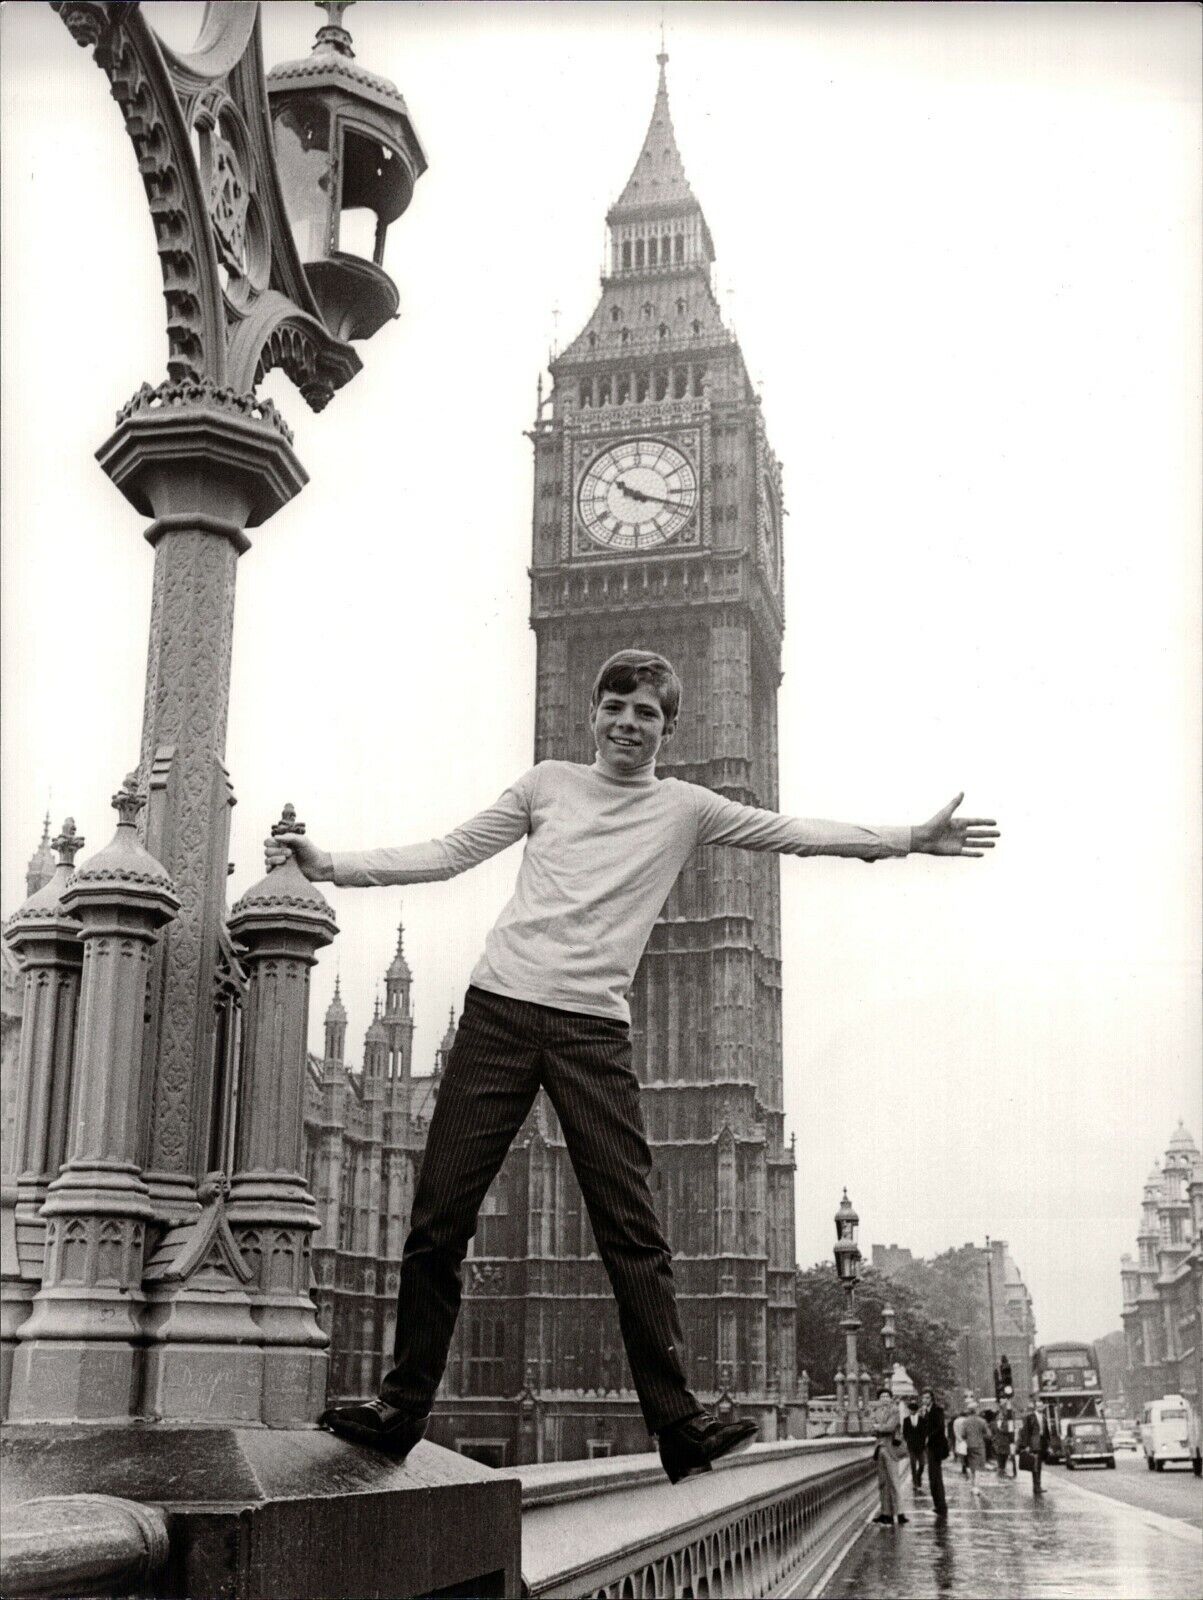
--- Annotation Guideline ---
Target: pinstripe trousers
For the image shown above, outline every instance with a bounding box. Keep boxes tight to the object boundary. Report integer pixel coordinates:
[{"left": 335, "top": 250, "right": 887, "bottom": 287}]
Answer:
[{"left": 379, "top": 984, "right": 701, "bottom": 1434}]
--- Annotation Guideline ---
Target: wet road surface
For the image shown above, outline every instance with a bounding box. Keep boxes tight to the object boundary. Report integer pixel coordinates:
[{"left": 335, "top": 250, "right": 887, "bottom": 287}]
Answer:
[
  {"left": 1057, "top": 1451, "right": 1202, "bottom": 1529},
  {"left": 823, "top": 1453, "right": 1202, "bottom": 1598}
]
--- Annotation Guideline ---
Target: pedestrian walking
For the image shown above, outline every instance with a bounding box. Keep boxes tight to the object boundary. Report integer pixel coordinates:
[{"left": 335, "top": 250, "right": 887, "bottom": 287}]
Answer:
[
  {"left": 961, "top": 1398, "right": 991, "bottom": 1497},
  {"left": 902, "top": 1396, "right": 927, "bottom": 1490},
  {"left": 920, "top": 1387, "right": 949, "bottom": 1518},
  {"left": 1017, "top": 1399, "right": 1045, "bottom": 1496},
  {"left": 952, "top": 1409, "right": 970, "bottom": 1474},
  {"left": 268, "top": 648, "right": 1001, "bottom": 1483},
  {"left": 990, "top": 1409, "right": 1012, "bottom": 1475},
  {"left": 869, "top": 1389, "right": 908, "bottom": 1526}
]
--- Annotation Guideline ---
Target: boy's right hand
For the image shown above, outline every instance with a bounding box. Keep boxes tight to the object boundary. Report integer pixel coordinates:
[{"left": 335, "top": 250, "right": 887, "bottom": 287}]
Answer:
[{"left": 264, "top": 832, "right": 334, "bottom": 882}]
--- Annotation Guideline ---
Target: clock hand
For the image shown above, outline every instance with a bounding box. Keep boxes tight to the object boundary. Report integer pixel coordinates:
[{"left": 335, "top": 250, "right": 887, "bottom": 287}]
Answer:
[{"left": 616, "top": 478, "right": 684, "bottom": 509}]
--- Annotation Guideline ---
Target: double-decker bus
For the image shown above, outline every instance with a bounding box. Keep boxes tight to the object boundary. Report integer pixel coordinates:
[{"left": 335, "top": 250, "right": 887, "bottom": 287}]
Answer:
[{"left": 1031, "top": 1343, "right": 1103, "bottom": 1462}]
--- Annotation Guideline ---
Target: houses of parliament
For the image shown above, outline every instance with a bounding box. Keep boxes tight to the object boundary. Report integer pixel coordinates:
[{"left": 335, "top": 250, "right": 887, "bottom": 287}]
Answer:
[{"left": 3, "top": 53, "right": 803, "bottom": 1466}]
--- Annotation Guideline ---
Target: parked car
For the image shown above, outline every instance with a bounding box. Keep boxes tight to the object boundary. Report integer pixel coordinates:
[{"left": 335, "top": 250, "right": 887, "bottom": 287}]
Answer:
[
  {"left": 1110, "top": 1427, "right": 1138, "bottom": 1451},
  {"left": 1063, "top": 1418, "right": 1115, "bottom": 1469},
  {"left": 1141, "top": 1396, "right": 1195, "bottom": 1472}
]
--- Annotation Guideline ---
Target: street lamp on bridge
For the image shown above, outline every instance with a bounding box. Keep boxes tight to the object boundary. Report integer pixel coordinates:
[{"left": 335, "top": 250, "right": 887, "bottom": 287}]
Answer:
[
  {"left": 834, "top": 1189, "right": 862, "bottom": 1433},
  {"left": 6, "top": 0, "right": 424, "bottom": 1432}
]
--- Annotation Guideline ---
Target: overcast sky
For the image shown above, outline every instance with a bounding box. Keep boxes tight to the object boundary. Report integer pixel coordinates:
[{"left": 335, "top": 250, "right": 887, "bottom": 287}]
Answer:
[{"left": 2, "top": 1, "right": 1199, "bottom": 1348}]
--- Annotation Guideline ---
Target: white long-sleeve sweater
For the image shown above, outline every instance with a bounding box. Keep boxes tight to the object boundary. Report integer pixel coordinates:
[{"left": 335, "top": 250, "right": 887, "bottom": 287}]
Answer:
[{"left": 331, "top": 757, "right": 911, "bottom": 1022}]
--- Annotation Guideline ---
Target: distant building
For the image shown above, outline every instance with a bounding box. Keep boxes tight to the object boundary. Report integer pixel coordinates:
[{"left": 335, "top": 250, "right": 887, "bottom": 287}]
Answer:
[
  {"left": 303, "top": 921, "right": 452, "bottom": 1402},
  {"left": 871, "top": 1244, "right": 915, "bottom": 1276},
  {"left": 1120, "top": 1122, "right": 1203, "bottom": 1417}
]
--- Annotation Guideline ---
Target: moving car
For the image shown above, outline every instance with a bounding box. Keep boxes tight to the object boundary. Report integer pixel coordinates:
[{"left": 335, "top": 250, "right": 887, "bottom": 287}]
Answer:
[
  {"left": 1062, "top": 1417, "right": 1115, "bottom": 1469},
  {"left": 1110, "top": 1426, "right": 1138, "bottom": 1451},
  {"left": 1141, "top": 1396, "right": 1195, "bottom": 1471}
]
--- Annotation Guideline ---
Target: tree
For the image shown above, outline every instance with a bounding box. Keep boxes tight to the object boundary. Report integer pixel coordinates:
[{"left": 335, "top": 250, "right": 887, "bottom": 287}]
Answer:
[
  {"left": 796, "top": 1263, "right": 959, "bottom": 1397},
  {"left": 891, "top": 1244, "right": 990, "bottom": 1337}
]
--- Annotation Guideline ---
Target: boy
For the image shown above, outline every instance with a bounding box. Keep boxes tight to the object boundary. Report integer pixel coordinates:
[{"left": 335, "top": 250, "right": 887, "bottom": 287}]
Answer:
[{"left": 267, "top": 649, "right": 998, "bottom": 1482}]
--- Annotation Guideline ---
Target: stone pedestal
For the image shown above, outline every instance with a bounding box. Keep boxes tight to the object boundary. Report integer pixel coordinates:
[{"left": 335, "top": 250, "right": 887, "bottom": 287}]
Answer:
[
  {"left": 225, "top": 813, "right": 337, "bottom": 1426},
  {"left": 10, "top": 781, "right": 178, "bottom": 1423},
  {"left": 0, "top": 824, "right": 85, "bottom": 1417},
  {"left": 96, "top": 382, "right": 306, "bottom": 1225}
]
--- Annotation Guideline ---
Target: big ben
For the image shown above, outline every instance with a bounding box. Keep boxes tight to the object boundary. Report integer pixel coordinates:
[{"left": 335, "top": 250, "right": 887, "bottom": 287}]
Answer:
[{"left": 433, "top": 53, "right": 798, "bottom": 1465}]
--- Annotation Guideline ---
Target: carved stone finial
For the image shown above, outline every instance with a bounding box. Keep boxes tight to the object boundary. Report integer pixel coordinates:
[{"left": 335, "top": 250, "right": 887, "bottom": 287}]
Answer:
[
  {"left": 112, "top": 773, "right": 145, "bottom": 827},
  {"left": 314, "top": 0, "right": 356, "bottom": 57},
  {"left": 271, "top": 803, "right": 306, "bottom": 839},
  {"left": 53, "top": 819, "right": 85, "bottom": 867}
]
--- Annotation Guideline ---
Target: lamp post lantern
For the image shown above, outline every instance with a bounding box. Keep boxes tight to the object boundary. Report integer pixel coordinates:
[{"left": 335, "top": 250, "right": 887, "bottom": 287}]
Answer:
[{"left": 834, "top": 1189, "right": 862, "bottom": 1433}]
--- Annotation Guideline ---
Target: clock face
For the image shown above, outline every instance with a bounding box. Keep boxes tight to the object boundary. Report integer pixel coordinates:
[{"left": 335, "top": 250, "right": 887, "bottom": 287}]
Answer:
[{"left": 577, "top": 438, "right": 698, "bottom": 551}]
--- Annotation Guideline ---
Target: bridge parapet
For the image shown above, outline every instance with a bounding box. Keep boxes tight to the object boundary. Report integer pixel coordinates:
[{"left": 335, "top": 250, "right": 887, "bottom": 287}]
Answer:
[{"left": 514, "top": 1436, "right": 875, "bottom": 1599}]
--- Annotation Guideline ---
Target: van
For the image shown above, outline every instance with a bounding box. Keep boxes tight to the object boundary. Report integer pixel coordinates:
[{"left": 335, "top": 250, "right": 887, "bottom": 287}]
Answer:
[{"left": 1141, "top": 1396, "right": 1194, "bottom": 1471}]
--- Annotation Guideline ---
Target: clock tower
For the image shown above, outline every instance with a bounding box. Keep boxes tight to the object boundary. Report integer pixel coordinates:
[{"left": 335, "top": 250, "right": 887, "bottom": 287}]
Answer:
[{"left": 433, "top": 53, "right": 798, "bottom": 1464}]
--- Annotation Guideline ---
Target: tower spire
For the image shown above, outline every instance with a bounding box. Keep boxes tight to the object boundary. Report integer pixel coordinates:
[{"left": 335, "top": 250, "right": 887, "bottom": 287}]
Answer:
[{"left": 610, "top": 52, "right": 695, "bottom": 217}]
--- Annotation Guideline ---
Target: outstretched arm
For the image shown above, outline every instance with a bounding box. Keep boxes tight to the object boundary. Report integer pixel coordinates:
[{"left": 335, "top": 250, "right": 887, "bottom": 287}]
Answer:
[
  {"left": 692, "top": 786, "right": 998, "bottom": 862},
  {"left": 263, "top": 770, "right": 537, "bottom": 885},
  {"left": 910, "top": 793, "right": 999, "bottom": 858}
]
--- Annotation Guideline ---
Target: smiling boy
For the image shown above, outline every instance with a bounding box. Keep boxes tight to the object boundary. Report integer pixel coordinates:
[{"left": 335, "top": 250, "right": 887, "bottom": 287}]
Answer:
[{"left": 268, "top": 648, "right": 998, "bottom": 1482}]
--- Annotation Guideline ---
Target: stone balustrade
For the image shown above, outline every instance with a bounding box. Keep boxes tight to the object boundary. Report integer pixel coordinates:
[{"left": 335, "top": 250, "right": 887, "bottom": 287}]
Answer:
[{"left": 514, "top": 1436, "right": 876, "bottom": 1599}]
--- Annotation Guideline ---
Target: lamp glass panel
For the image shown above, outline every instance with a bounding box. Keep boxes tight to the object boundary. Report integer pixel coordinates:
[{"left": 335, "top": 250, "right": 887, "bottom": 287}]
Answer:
[{"left": 273, "top": 102, "right": 332, "bottom": 264}]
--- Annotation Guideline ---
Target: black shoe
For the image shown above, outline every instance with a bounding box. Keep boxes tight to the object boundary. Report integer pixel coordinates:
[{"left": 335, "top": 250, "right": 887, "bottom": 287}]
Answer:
[
  {"left": 873, "top": 1514, "right": 893, "bottom": 1524},
  {"left": 897, "top": 1514, "right": 908, "bottom": 1524},
  {"left": 318, "top": 1398, "right": 427, "bottom": 1458},
  {"left": 658, "top": 1412, "right": 758, "bottom": 1485}
]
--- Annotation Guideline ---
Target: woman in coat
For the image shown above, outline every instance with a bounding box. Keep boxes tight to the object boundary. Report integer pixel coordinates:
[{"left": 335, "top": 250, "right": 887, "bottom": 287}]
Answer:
[{"left": 869, "top": 1389, "right": 908, "bottom": 1526}]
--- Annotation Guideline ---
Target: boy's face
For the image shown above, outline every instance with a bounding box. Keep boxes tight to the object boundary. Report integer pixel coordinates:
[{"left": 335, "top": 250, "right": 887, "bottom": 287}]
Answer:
[{"left": 590, "top": 683, "right": 675, "bottom": 772}]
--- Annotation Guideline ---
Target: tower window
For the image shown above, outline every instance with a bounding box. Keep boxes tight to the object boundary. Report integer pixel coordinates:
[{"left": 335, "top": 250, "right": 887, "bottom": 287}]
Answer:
[
  {"left": 610, "top": 305, "right": 621, "bottom": 323},
  {"left": 621, "top": 327, "right": 630, "bottom": 345},
  {"left": 579, "top": 381, "right": 592, "bottom": 408},
  {"left": 675, "top": 234, "right": 684, "bottom": 263},
  {"left": 617, "top": 373, "right": 631, "bottom": 404},
  {"left": 622, "top": 240, "right": 632, "bottom": 270},
  {"left": 635, "top": 239, "right": 645, "bottom": 268},
  {"left": 692, "top": 367, "right": 706, "bottom": 397},
  {"left": 655, "top": 369, "right": 669, "bottom": 400},
  {"left": 691, "top": 319, "right": 702, "bottom": 336},
  {"left": 676, "top": 297, "right": 686, "bottom": 316},
  {"left": 598, "top": 377, "right": 612, "bottom": 406},
  {"left": 648, "top": 238, "right": 658, "bottom": 267},
  {"left": 587, "top": 331, "right": 597, "bottom": 349},
  {"left": 642, "top": 302, "right": 653, "bottom": 320},
  {"left": 658, "top": 322, "right": 668, "bottom": 341},
  {"left": 673, "top": 366, "right": 687, "bottom": 399},
  {"left": 636, "top": 372, "right": 650, "bottom": 402}
]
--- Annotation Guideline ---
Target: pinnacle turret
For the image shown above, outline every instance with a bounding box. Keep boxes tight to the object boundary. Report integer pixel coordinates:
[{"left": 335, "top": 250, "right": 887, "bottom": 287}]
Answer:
[
  {"left": 325, "top": 974, "right": 347, "bottom": 1024},
  {"left": 25, "top": 811, "right": 55, "bottom": 898}
]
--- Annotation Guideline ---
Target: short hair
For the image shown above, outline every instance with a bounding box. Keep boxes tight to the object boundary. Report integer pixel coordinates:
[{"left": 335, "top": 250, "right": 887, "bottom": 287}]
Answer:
[{"left": 590, "top": 649, "right": 682, "bottom": 723}]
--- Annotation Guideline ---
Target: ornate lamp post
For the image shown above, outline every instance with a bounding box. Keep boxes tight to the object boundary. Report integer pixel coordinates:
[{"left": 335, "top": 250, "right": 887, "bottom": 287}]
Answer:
[
  {"left": 834, "top": 1189, "right": 862, "bottom": 1434},
  {"left": 6, "top": 0, "right": 423, "bottom": 1430},
  {"left": 882, "top": 1303, "right": 896, "bottom": 1393}
]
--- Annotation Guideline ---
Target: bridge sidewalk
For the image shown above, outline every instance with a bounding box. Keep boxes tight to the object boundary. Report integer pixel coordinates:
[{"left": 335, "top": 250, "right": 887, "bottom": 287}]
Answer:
[{"left": 821, "top": 1458, "right": 1200, "bottom": 1599}]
